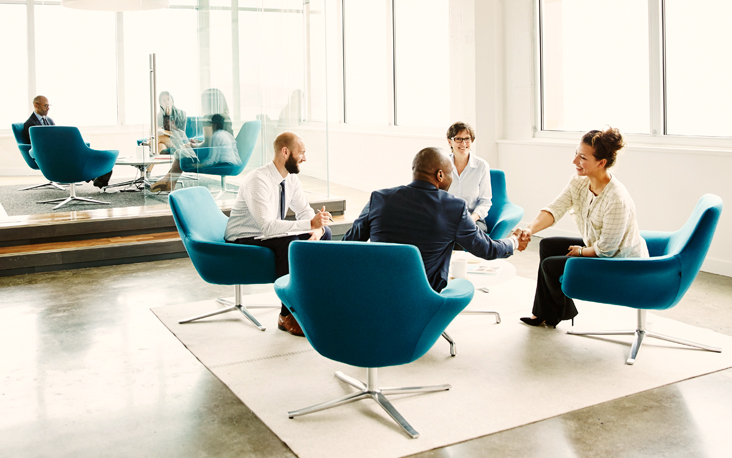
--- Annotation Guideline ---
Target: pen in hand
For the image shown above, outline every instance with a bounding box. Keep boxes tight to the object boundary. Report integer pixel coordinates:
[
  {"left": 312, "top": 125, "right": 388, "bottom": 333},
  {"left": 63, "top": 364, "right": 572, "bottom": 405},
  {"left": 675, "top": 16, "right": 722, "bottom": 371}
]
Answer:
[{"left": 316, "top": 207, "right": 334, "bottom": 222}]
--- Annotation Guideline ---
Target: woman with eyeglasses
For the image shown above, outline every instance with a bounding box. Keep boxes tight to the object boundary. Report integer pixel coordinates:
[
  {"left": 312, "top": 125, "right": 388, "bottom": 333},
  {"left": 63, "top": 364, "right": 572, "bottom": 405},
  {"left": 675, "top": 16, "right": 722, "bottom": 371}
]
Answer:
[
  {"left": 445, "top": 121, "right": 492, "bottom": 233},
  {"left": 519, "top": 126, "right": 648, "bottom": 328}
]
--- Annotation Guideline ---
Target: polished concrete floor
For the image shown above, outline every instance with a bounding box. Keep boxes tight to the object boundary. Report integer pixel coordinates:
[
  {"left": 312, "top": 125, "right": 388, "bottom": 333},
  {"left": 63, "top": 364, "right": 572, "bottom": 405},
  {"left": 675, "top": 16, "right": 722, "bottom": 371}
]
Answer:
[{"left": 2, "top": 241, "right": 732, "bottom": 457}]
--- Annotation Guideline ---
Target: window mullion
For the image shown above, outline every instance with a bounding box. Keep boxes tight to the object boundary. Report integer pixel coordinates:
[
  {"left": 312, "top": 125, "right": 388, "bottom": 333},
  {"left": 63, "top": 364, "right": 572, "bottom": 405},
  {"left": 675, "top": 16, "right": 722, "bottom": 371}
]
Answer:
[{"left": 648, "top": 0, "right": 664, "bottom": 136}]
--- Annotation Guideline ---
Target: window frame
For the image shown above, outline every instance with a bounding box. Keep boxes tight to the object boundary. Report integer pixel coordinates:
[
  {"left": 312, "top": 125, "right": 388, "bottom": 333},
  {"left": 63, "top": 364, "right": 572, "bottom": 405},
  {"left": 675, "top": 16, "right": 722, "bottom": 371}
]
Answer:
[{"left": 534, "top": 0, "right": 732, "bottom": 149}]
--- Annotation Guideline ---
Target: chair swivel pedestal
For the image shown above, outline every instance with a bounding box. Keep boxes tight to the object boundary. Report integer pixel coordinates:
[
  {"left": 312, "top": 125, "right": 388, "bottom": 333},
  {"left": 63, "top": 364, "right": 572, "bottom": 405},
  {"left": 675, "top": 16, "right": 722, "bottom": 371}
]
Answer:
[
  {"left": 288, "top": 367, "right": 451, "bottom": 439},
  {"left": 37, "top": 182, "right": 111, "bottom": 211},
  {"left": 568, "top": 309, "right": 721, "bottom": 365},
  {"left": 178, "top": 284, "right": 279, "bottom": 330}
]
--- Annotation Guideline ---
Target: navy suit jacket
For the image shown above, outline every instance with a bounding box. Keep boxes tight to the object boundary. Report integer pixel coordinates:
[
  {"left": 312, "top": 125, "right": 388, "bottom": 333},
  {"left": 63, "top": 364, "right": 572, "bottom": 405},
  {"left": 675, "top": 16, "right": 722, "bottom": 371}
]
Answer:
[
  {"left": 22, "top": 113, "right": 55, "bottom": 144},
  {"left": 343, "top": 180, "right": 514, "bottom": 292}
]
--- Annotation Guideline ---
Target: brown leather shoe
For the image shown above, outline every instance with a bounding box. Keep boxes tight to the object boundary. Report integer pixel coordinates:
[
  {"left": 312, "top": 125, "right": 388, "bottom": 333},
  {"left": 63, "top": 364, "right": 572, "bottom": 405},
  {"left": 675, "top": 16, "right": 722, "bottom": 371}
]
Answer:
[{"left": 278, "top": 314, "right": 305, "bottom": 337}]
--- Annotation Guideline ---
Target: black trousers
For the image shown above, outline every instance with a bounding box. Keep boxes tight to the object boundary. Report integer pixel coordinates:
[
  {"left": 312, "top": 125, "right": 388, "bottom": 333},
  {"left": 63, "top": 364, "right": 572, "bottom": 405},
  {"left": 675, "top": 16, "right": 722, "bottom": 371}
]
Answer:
[
  {"left": 231, "top": 226, "right": 332, "bottom": 316},
  {"left": 531, "top": 236, "right": 583, "bottom": 323}
]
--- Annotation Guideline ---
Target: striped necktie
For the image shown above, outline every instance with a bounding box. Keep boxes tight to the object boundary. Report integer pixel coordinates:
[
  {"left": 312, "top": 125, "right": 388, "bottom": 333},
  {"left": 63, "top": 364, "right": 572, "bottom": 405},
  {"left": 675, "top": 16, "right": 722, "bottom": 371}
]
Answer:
[{"left": 41, "top": 117, "right": 48, "bottom": 126}]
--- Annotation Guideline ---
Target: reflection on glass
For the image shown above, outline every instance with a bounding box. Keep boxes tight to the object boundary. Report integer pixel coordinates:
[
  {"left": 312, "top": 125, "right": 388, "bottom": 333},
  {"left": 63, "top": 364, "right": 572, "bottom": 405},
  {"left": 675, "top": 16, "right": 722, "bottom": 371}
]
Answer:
[
  {"left": 666, "top": 0, "right": 732, "bottom": 137},
  {"left": 394, "top": 0, "right": 449, "bottom": 128},
  {"left": 541, "top": 0, "right": 649, "bottom": 134},
  {"left": 151, "top": 88, "right": 239, "bottom": 192}
]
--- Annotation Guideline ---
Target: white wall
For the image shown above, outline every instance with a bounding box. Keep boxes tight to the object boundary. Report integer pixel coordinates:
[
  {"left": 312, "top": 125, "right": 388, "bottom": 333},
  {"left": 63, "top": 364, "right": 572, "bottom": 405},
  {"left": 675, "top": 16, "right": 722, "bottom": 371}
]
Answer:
[{"left": 486, "top": 0, "right": 732, "bottom": 277}]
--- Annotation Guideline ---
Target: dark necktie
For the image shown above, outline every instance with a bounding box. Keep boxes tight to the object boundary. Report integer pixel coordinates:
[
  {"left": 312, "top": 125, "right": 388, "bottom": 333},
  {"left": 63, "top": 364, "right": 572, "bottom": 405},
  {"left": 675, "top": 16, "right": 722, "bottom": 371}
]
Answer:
[
  {"left": 279, "top": 180, "right": 286, "bottom": 220},
  {"left": 41, "top": 117, "right": 48, "bottom": 126}
]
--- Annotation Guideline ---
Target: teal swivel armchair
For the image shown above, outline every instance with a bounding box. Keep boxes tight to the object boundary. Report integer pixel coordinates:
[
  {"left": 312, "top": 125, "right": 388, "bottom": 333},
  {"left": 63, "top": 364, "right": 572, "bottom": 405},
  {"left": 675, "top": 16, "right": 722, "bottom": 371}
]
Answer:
[
  {"left": 29, "top": 126, "right": 118, "bottom": 210},
  {"left": 562, "top": 194, "right": 723, "bottom": 365},
  {"left": 11, "top": 123, "right": 66, "bottom": 191},
  {"left": 275, "top": 241, "right": 475, "bottom": 438}
]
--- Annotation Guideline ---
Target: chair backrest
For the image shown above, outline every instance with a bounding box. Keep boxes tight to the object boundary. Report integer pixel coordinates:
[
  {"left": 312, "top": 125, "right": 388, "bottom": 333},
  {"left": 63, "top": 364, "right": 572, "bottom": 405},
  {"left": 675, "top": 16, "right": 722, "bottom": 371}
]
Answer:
[
  {"left": 660, "top": 194, "right": 723, "bottom": 304},
  {"left": 169, "top": 187, "right": 276, "bottom": 285},
  {"left": 282, "top": 241, "right": 471, "bottom": 368},
  {"left": 11, "top": 123, "right": 38, "bottom": 169},
  {"left": 185, "top": 116, "right": 204, "bottom": 139},
  {"left": 483, "top": 169, "right": 524, "bottom": 239},
  {"left": 235, "top": 119, "right": 261, "bottom": 168}
]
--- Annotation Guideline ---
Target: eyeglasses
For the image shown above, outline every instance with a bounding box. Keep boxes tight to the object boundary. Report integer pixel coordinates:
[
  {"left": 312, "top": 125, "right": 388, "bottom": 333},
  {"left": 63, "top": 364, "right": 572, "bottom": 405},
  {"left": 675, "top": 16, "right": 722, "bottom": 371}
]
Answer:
[{"left": 451, "top": 137, "right": 472, "bottom": 144}]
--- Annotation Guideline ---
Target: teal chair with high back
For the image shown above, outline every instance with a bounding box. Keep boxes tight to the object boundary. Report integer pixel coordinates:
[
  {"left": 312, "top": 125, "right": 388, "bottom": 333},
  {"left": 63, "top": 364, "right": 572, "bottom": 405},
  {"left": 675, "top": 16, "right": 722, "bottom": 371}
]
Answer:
[
  {"left": 180, "top": 119, "right": 261, "bottom": 198},
  {"left": 29, "top": 126, "right": 118, "bottom": 210},
  {"left": 484, "top": 169, "right": 524, "bottom": 239},
  {"left": 275, "top": 241, "right": 475, "bottom": 438},
  {"left": 562, "top": 194, "right": 723, "bottom": 365},
  {"left": 169, "top": 186, "right": 280, "bottom": 330},
  {"left": 11, "top": 123, "right": 65, "bottom": 191}
]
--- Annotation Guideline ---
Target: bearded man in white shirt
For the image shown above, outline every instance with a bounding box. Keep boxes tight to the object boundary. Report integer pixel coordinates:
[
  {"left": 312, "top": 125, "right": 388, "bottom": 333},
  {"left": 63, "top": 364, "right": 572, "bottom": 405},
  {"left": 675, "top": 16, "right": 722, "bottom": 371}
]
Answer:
[{"left": 225, "top": 132, "right": 332, "bottom": 337}]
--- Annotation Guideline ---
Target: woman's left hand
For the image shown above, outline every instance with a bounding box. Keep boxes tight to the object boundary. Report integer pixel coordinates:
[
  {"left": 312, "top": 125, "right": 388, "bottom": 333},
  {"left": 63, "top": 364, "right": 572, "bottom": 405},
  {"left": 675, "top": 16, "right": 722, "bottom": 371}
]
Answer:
[{"left": 567, "top": 245, "right": 583, "bottom": 257}]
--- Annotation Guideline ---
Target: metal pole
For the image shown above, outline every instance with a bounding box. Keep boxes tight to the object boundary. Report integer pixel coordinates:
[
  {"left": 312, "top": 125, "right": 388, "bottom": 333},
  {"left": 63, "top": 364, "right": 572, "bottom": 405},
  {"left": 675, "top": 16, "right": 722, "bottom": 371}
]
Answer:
[{"left": 149, "top": 53, "right": 158, "bottom": 156}]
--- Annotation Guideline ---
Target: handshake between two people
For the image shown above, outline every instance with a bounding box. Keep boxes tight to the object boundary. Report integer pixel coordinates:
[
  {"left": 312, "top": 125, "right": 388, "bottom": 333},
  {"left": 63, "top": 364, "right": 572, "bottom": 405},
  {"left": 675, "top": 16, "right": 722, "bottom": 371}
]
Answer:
[{"left": 511, "top": 227, "right": 532, "bottom": 252}]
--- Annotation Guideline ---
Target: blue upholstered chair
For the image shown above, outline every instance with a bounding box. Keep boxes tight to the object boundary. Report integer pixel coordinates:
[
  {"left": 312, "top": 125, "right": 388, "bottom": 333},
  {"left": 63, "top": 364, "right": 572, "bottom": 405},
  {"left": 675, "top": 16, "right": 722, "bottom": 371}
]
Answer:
[
  {"left": 484, "top": 169, "right": 524, "bottom": 239},
  {"left": 29, "top": 126, "right": 118, "bottom": 210},
  {"left": 562, "top": 194, "right": 723, "bottom": 365},
  {"left": 169, "top": 187, "right": 280, "bottom": 330},
  {"left": 275, "top": 241, "right": 475, "bottom": 438},
  {"left": 447, "top": 170, "right": 524, "bottom": 335},
  {"left": 10, "top": 123, "right": 65, "bottom": 191},
  {"left": 180, "top": 120, "right": 261, "bottom": 198}
]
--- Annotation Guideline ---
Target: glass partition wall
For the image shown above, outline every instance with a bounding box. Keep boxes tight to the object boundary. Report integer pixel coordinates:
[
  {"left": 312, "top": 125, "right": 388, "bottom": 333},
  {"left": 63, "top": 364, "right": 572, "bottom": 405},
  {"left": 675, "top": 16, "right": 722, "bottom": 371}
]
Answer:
[{"left": 1, "top": 0, "right": 331, "bottom": 217}]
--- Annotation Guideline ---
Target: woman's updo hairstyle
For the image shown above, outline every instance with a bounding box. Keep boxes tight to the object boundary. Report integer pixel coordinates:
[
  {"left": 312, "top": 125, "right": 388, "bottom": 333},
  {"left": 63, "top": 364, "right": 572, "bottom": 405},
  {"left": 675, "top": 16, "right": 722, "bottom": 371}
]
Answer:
[{"left": 581, "top": 126, "right": 625, "bottom": 168}]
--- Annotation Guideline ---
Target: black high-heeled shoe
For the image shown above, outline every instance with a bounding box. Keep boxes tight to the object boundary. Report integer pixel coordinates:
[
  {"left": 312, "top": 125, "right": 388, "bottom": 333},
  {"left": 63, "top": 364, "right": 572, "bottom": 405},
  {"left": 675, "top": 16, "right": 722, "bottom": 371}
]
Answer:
[{"left": 520, "top": 317, "right": 545, "bottom": 327}]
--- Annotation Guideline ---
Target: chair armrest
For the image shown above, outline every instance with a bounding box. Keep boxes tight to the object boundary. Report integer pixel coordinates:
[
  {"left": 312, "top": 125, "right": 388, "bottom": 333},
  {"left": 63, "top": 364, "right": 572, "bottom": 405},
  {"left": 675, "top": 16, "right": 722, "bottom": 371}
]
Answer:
[
  {"left": 439, "top": 278, "right": 475, "bottom": 304},
  {"left": 562, "top": 255, "right": 683, "bottom": 310},
  {"left": 640, "top": 230, "right": 673, "bottom": 257}
]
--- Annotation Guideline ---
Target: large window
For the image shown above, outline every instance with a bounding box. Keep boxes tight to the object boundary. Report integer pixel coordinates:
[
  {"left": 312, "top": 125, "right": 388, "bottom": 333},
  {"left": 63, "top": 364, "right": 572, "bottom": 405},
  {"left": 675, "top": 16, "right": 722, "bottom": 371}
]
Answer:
[
  {"left": 394, "top": 0, "right": 449, "bottom": 128},
  {"left": 0, "top": 4, "right": 28, "bottom": 128},
  {"left": 343, "top": 0, "right": 390, "bottom": 126},
  {"left": 35, "top": 5, "right": 118, "bottom": 127},
  {"left": 540, "top": 0, "right": 732, "bottom": 139},
  {"left": 540, "top": 0, "right": 649, "bottom": 134},
  {"left": 665, "top": 0, "right": 732, "bottom": 137}
]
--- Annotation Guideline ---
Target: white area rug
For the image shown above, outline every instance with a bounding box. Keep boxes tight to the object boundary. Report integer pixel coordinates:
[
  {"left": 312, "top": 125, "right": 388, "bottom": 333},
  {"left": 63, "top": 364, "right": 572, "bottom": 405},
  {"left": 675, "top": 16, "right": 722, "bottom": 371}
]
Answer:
[{"left": 151, "top": 276, "right": 732, "bottom": 458}]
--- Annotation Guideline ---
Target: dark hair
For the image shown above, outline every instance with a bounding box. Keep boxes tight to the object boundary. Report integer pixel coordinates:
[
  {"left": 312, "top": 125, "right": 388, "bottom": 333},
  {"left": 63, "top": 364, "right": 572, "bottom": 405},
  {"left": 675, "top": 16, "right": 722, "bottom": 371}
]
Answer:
[
  {"left": 581, "top": 126, "right": 625, "bottom": 168},
  {"left": 211, "top": 113, "right": 225, "bottom": 132},
  {"left": 446, "top": 121, "right": 476, "bottom": 142}
]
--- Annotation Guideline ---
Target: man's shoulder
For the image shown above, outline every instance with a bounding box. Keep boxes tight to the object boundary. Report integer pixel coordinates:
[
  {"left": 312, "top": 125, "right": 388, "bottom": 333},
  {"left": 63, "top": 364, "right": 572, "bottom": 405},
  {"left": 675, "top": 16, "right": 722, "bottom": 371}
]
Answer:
[{"left": 23, "top": 113, "right": 37, "bottom": 126}]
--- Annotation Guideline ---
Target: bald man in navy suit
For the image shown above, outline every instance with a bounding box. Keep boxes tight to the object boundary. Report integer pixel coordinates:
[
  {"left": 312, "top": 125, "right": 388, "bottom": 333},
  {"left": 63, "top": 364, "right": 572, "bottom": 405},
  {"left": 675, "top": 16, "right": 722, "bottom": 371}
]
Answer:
[
  {"left": 343, "top": 147, "right": 527, "bottom": 292},
  {"left": 22, "top": 95, "right": 55, "bottom": 144}
]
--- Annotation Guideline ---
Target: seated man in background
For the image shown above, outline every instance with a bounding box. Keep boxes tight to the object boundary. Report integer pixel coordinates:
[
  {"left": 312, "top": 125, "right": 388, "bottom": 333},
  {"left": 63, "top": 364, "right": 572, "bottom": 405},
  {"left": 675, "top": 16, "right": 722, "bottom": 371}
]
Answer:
[
  {"left": 23, "top": 95, "right": 55, "bottom": 144},
  {"left": 343, "top": 147, "right": 527, "bottom": 292},
  {"left": 23, "top": 95, "right": 113, "bottom": 189},
  {"left": 224, "top": 132, "right": 332, "bottom": 336}
]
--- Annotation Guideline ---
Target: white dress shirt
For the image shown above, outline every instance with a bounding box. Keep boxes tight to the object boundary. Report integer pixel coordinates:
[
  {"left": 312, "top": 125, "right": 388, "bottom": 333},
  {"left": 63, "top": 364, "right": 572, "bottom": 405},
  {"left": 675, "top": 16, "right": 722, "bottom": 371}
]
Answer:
[
  {"left": 543, "top": 174, "right": 648, "bottom": 258},
  {"left": 447, "top": 152, "right": 492, "bottom": 220},
  {"left": 224, "top": 162, "right": 314, "bottom": 241}
]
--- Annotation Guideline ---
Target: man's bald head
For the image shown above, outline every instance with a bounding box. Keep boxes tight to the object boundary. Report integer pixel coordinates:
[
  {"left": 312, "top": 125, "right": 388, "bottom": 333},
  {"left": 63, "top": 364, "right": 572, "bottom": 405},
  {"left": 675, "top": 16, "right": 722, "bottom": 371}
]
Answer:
[
  {"left": 274, "top": 132, "right": 300, "bottom": 155},
  {"left": 412, "top": 147, "right": 453, "bottom": 191},
  {"left": 33, "top": 95, "right": 50, "bottom": 117}
]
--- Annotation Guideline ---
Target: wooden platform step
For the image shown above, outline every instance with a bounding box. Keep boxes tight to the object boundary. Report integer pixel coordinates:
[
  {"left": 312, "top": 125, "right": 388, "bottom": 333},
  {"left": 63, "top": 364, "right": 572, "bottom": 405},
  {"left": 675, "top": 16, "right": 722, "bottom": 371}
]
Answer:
[{"left": 0, "top": 197, "right": 353, "bottom": 277}]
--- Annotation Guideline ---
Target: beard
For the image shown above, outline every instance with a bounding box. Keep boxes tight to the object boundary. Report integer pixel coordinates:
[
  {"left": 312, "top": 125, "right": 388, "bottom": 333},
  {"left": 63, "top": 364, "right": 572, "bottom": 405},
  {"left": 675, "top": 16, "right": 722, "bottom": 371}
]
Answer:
[{"left": 284, "top": 154, "right": 300, "bottom": 174}]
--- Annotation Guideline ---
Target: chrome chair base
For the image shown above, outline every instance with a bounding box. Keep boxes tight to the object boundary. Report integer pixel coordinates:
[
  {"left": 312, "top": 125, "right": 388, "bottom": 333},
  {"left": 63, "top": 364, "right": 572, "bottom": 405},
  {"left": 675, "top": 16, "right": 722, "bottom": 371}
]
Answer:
[
  {"left": 567, "top": 309, "right": 722, "bottom": 365},
  {"left": 178, "top": 285, "right": 280, "bottom": 330},
  {"left": 20, "top": 181, "right": 66, "bottom": 191},
  {"left": 442, "top": 311, "right": 501, "bottom": 356},
  {"left": 212, "top": 176, "right": 238, "bottom": 200},
  {"left": 37, "top": 183, "right": 110, "bottom": 210},
  {"left": 288, "top": 367, "right": 451, "bottom": 439}
]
